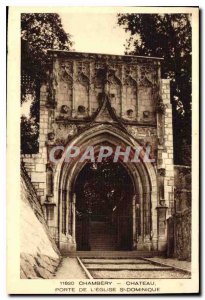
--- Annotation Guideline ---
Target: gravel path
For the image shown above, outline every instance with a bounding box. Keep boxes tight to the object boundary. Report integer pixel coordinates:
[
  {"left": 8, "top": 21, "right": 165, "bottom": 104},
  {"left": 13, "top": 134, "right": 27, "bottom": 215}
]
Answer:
[{"left": 54, "top": 258, "right": 87, "bottom": 279}]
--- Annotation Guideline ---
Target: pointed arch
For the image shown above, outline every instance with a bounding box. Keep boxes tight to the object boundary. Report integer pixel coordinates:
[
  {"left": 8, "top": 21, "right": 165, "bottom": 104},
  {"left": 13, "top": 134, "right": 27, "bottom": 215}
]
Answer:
[{"left": 52, "top": 124, "right": 158, "bottom": 252}]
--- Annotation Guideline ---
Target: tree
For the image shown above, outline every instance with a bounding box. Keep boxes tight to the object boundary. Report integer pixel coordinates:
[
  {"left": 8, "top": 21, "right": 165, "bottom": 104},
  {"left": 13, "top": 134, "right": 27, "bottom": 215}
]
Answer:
[
  {"left": 117, "top": 14, "right": 192, "bottom": 165},
  {"left": 21, "top": 116, "right": 39, "bottom": 154},
  {"left": 21, "top": 13, "right": 72, "bottom": 153},
  {"left": 76, "top": 159, "right": 133, "bottom": 216}
]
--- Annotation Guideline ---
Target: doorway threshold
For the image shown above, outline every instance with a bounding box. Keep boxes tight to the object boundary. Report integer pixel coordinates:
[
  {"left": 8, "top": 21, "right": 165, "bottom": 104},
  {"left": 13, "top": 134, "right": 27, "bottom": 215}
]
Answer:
[{"left": 63, "top": 250, "right": 165, "bottom": 258}]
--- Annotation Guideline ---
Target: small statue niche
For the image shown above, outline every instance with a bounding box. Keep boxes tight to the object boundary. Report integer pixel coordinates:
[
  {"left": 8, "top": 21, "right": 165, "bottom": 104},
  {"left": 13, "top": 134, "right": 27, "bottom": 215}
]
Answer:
[
  {"left": 61, "top": 105, "right": 70, "bottom": 114},
  {"left": 127, "top": 109, "right": 134, "bottom": 118},
  {"left": 78, "top": 105, "right": 86, "bottom": 114}
]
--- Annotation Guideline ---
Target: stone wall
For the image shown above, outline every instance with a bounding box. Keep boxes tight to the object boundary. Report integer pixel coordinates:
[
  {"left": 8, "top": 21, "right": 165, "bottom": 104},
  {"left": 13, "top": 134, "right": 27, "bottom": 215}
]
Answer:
[
  {"left": 167, "top": 165, "right": 191, "bottom": 261},
  {"left": 174, "top": 165, "right": 191, "bottom": 212},
  {"left": 158, "top": 79, "right": 175, "bottom": 212},
  {"left": 167, "top": 209, "right": 191, "bottom": 261},
  {"left": 20, "top": 165, "right": 61, "bottom": 279}
]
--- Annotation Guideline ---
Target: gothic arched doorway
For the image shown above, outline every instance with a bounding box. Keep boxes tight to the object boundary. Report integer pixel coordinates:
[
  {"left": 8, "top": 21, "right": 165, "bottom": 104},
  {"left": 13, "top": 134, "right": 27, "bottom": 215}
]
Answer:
[
  {"left": 56, "top": 125, "right": 157, "bottom": 253},
  {"left": 74, "top": 157, "right": 135, "bottom": 251}
]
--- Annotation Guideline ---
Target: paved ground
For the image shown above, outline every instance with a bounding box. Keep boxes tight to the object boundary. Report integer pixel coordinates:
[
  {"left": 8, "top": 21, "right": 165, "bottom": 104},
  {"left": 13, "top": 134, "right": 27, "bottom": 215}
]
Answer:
[
  {"left": 91, "top": 270, "right": 190, "bottom": 279},
  {"left": 54, "top": 258, "right": 87, "bottom": 279},
  {"left": 147, "top": 257, "right": 191, "bottom": 272},
  {"left": 54, "top": 256, "right": 191, "bottom": 279}
]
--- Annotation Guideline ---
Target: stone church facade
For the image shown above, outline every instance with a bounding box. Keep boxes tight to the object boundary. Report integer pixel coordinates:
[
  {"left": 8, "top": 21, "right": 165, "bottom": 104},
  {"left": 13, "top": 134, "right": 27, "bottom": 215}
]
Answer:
[{"left": 22, "top": 51, "right": 174, "bottom": 254}]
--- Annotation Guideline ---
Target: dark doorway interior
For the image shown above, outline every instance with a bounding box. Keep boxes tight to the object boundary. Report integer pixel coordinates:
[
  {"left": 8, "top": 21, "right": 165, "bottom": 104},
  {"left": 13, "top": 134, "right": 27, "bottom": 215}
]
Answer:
[{"left": 74, "top": 157, "right": 134, "bottom": 251}]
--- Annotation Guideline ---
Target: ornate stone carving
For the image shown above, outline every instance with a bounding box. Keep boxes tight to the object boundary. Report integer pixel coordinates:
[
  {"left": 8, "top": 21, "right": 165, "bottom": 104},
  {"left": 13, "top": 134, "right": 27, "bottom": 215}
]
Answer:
[
  {"left": 143, "top": 111, "right": 150, "bottom": 119},
  {"left": 59, "top": 62, "right": 73, "bottom": 82},
  {"left": 124, "top": 64, "right": 138, "bottom": 82},
  {"left": 46, "top": 132, "right": 55, "bottom": 146},
  {"left": 127, "top": 109, "right": 134, "bottom": 118},
  {"left": 94, "top": 63, "right": 121, "bottom": 87},
  {"left": 124, "top": 75, "right": 137, "bottom": 86},
  {"left": 158, "top": 168, "right": 166, "bottom": 177},
  {"left": 139, "top": 76, "right": 152, "bottom": 87},
  {"left": 127, "top": 126, "right": 157, "bottom": 139},
  {"left": 77, "top": 72, "right": 89, "bottom": 87},
  {"left": 76, "top": 61, "right": 90, "bottom": 78},
  {"left": 127, "top": 126, "right": 138, "bottom": 139},
  {"left": 48, "top": 132, "right": 55, "bottom": 141},
  {"left": 156, "top": 96, "right": 166, "bottom": 114},
  {"left": 61, "top": 105, "right": 70, "bottom": 114},
  {"left": 55, "top": 124, "right": 77, "bottom": 145},
  {"left": 137, "top": 63, "right": 157, "bottom": 87}
]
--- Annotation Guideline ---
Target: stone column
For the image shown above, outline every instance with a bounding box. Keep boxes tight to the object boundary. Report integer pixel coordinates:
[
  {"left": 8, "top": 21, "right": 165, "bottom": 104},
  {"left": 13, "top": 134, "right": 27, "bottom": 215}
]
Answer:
[
  {"left": 157, "top": 204, "right": 168, "bottom": 251},
  {"left": 72, "top": 193, "right": 76, "bottom": 245},
  {"left": 66, "top": 190, "right": 69, "bottom": 235},
  {"left": 132, "top": 195, "right": 137, "bottom": 249},
  {"left": 150, "top": 190, "right": 158, "bottom": 251},
  {"left": 58, "top": 188, "right": 63, "bottom": 250},
  {"left": 71, "top": 61, "right": 76, "bottom": 117},
  {"left": 158, "top": 168, "right": 166, "bottom": 205}
]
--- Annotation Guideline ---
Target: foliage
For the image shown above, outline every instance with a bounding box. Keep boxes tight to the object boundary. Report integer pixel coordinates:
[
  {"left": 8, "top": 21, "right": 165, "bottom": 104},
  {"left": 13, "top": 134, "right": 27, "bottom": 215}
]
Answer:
[
  {"left": 117, "top": 13, "right": 192, "bottom": 164},
  {"left": 21, "top": 116, "right": 39, "bottom": 154},
  {"left": 76, "top": 160, "right": 133, "bottom": 216},
  {"left": 21, "top": 13, "right": 72, "bottom": 84},
  {"left": 21, "top": 13, "right": 72, "bottom": 154}
]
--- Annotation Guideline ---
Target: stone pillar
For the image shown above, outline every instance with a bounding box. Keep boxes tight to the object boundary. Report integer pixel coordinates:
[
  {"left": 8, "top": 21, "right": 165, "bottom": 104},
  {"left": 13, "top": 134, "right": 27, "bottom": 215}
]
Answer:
[
  {"left": 156, "top": 204, "right": 168, "bottom": 251},
  {"left": 132, "top": 195, "right": 137, "bottom": 249},
  {"left": 72, "top": 193, "right": 76, "bottom": 245},
  {"left": 150, "top": 190, "right": 158, "bottom": 251},
  {"left": 136, "top": 193, "right": 144, "bottom": 250},
  {"left": 59, "top": 191, "right": 76, "bottom": 254},
  {"left": 58, "top": 188, "right": 64, "bottom": 251},
  {"left": 72, "top": 61, "right": 76, "bottom": 117},
  {"left": 66, "top": 190, "right": 69, "bottom": 235},
  {"left": 136, "top": 203, "right": 140, "bottom": 241},
  {"left": 158, "top": 168, "right": 166, "bottom": 205},
  {"left": 155, "top": 79, "right": 174, "bottom": 251}
]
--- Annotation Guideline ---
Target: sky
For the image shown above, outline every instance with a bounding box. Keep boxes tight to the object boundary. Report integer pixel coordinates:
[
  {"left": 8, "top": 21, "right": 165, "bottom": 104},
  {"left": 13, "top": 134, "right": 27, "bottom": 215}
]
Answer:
[{"left": 60, "top": 13, "right": 130, "bottom": 55}]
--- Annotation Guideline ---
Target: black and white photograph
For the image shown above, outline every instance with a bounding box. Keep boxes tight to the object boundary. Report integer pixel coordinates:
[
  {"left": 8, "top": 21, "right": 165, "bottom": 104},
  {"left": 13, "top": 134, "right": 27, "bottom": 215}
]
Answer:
[{"left": 6, "top": 6, "right": 199, "bottom": 294}]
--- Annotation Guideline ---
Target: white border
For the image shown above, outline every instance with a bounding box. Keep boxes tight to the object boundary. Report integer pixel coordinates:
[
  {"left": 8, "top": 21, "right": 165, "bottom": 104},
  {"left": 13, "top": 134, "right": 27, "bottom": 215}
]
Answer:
[{"left": 1, "top": 1, "right": 203, "bottom": 299}]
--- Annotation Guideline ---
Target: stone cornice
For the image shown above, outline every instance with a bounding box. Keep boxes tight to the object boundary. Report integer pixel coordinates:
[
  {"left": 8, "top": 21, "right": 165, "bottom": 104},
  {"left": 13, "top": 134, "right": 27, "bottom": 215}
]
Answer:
[{"left": 47, "top": 49, "right": 163, "bottom": 64}]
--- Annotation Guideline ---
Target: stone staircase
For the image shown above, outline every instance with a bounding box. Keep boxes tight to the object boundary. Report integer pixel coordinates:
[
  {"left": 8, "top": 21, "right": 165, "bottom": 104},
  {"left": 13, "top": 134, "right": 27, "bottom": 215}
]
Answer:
[
  {"left": 68, "top": 251, "right": 165, "bottom": 258},
  {"left": 78, "top": 257, "right": 191, "bottom": 279},
  {"left": 89, "top": 221, "right": 117, "bottom": 251}
]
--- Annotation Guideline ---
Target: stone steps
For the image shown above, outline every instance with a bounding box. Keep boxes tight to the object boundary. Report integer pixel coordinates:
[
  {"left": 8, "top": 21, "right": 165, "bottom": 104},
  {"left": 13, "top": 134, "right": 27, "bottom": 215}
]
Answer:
[
  {"left": 82, "top": 258, "right": 147, "bottom": 264},
  {"left": 86, "top": 265, "right": 172, "bottom": 271},
  {"left": 79, "top": 257, "right": 173, "bottom": 276},
  {"left": 67, "top": 251, "right": 165, "bottom": 258},
  {"left": 89, "top": 221, "right": 117, "bottom": 251}
]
